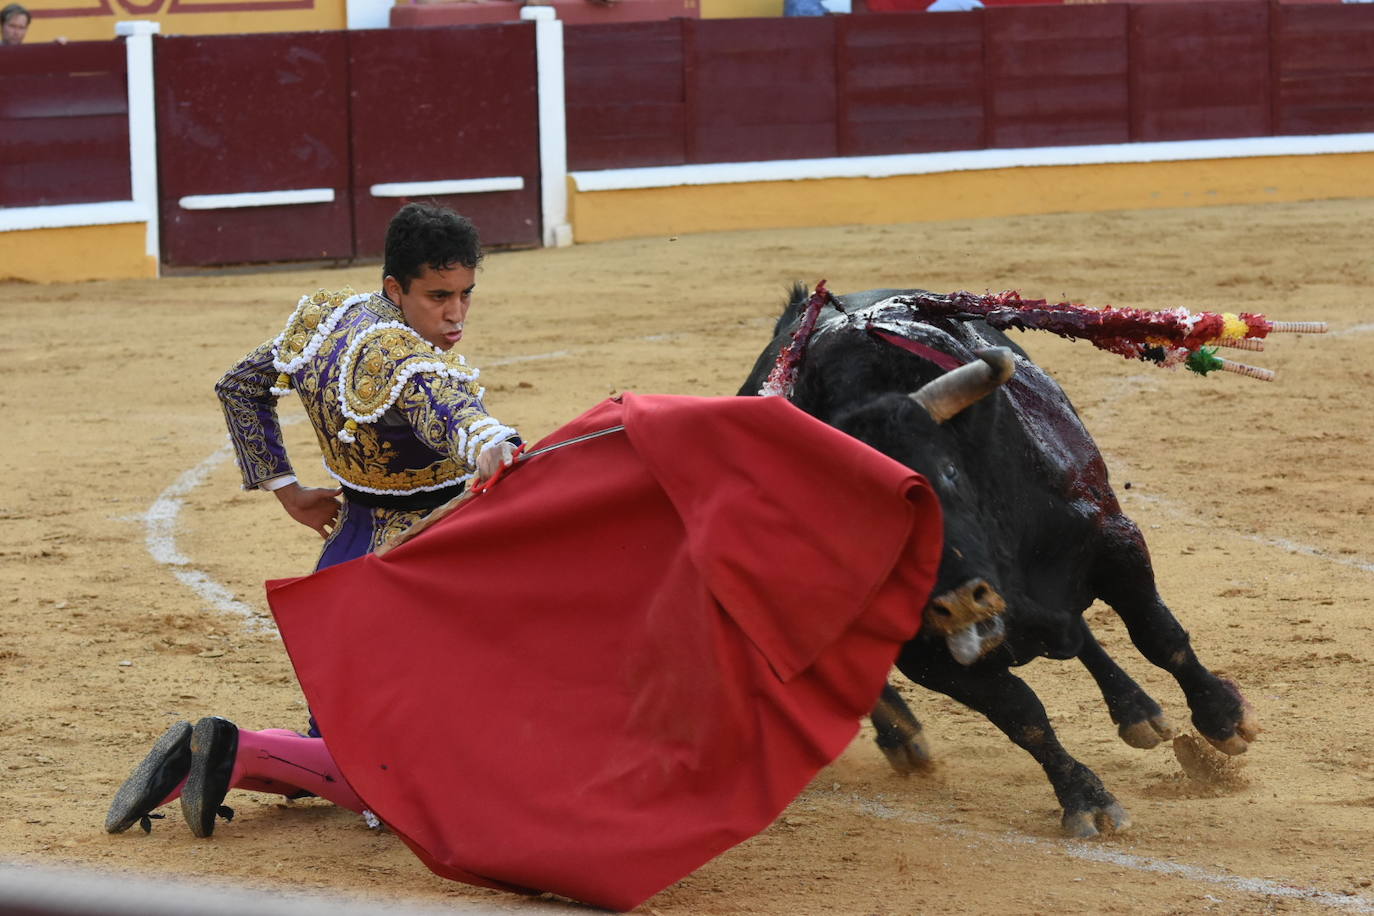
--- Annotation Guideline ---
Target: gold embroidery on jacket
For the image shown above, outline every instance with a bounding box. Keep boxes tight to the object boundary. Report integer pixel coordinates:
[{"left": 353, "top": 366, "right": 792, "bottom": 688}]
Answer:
[
  {"left": 340, "top": 323, "right": 476, "bottom": 422},
  {"left": 370, "top": 507, "right": 424, "bottom": 552},
  {"left": 277, "top": 292, "right": 498, "bottom": 493}
]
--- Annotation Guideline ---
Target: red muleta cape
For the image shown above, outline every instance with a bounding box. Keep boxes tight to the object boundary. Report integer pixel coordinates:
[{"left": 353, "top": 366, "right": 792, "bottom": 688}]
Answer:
[{"left": 266, "top": 393, "right": 942, "bottom": 911}]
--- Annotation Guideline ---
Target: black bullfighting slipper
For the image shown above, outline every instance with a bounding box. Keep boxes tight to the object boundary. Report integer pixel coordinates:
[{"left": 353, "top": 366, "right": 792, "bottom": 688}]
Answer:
[
  {"left": 181, "top": 716, "right": 239, "bottom": 839},
  {"left": 105, "top": 720, "right": 193, "bottom": 834}
]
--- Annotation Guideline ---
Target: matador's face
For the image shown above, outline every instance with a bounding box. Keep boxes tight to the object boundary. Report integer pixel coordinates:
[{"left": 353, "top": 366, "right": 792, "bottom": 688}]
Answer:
[{"left": 384, "top": 264, "right": 476, "bottom": 352}]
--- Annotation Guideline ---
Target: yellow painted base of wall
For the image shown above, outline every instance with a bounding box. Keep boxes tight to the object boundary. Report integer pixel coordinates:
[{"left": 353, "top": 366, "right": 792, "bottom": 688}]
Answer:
[
  {"left": 25, "top": 0, "right": 347, "bottom": 44},
  {"left": 0, "top": 223, "right": 157, "bottom": 284},
  {"left": 569, "top": 152, "right": 1374, "bottom": 244},
  {"left": 699, "top": 0, "right": 783, "bottom": 18}
]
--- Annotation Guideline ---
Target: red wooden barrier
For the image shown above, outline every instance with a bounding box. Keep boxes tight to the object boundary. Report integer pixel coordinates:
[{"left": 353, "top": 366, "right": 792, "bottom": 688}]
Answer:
[
  {"left": 837, "top": 12, "right": 984, "bottom": 156},
  {"left": 984, "top": 5, "right": 1130, "bottom": 148},
  {"left": 156, "top": 32, "right": 352, "bottom": 267},
  {"left": 565, "top": 21, "right": 687, "bottom": 171},
  {"left": 684, "top": 17, "right": 838, "bottom": 163},
  {"left": 11, "top": 2, "right": 1373, "bottom": 272},
  {"left": 348, "top": 25, "right": 542, "bottom": 257},
  {"left": 1129, "top": 2, "right": 1271, "bottom": 141},
  {"left": 1272, "top": 3, "right": 1374, "bottom": 135},
  {"left": 0, "top": 41, "right": 128, "bottom": 208}
]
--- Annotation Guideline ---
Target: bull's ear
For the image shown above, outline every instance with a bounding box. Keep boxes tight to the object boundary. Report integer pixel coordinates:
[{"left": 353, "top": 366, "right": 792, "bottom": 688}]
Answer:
[{"left": 908, "top": 347, "right": 1015, "bottom": 423}]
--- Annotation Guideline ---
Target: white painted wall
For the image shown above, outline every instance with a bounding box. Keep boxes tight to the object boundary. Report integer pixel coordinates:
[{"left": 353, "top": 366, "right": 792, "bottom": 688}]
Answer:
[
  {"left": 522, "top": 6, "right": 573, "bottom": 248},
  {"left": 346, "top": 0, "right": 393, "bottom": 29}
]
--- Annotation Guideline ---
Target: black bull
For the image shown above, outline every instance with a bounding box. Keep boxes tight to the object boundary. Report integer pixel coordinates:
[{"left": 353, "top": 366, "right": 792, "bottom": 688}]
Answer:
[{"left": 739, "top": 286, "right": 1260, "bottom": 837}]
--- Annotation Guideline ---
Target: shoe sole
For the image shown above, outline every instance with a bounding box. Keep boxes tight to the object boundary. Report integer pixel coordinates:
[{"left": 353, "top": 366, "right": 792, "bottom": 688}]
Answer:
[
  {"left": 182, "top": 716, "right": 238, "bottom": 839},
  {"left": 105, "top": 720, "right": 193, "bottom": 834}
]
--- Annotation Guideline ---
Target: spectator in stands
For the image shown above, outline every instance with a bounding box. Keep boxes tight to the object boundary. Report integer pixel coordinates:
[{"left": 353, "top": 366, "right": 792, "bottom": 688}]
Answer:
[{"left": 1, "top": 3, "right": 29, "bottom": 45}]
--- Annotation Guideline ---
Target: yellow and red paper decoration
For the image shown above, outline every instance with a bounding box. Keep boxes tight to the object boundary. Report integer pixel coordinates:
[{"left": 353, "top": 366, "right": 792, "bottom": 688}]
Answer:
[{"left": 889, "top": 290, "right": 1327, "bottom": 382}]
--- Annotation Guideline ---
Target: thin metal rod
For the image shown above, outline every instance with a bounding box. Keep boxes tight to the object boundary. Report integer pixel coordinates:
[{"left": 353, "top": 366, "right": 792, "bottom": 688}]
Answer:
[{"left": 516, "top": 424, "right": 626, "bottom": 463}]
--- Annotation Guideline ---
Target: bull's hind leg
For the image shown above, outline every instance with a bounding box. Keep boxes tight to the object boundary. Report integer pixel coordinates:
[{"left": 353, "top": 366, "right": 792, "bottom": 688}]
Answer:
[
  {"left": 1075, "top": 617, "right": 1176, "bottom": 749},
  {"left": 898, "top": 649, "right": 1129, "bottom": 838},
  {"left": 1092, "top": 516, "right": 1260, "bottom": 754},
  {"left": 871, "top": 682, "right": 935, "bottom": 774}
]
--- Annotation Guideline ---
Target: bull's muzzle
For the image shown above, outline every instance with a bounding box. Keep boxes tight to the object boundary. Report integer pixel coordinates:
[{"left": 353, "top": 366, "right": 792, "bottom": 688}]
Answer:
[{"left": 924, "top": 578, "right": 1008, "bottom": 665}]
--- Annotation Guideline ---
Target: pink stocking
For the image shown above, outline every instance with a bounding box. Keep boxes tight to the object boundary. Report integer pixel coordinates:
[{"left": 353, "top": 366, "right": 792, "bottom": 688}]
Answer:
[{"left": 229, "top": 728, "right": 365, "bottom": 813}]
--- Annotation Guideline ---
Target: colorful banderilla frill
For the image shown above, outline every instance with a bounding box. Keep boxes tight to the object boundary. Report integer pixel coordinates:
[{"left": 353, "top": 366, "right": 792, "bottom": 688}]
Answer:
[{"left": 886, "top": 290, "right": 1328, "bottom": 382}]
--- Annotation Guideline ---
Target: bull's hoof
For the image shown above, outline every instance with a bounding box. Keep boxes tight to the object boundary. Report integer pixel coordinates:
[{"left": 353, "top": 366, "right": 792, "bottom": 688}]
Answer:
[
  {"left": 877, "top": 734, "right": 936, "bottom": 775},
  {"left": 1118, "top": 714, "right": 1176, "bottom": 749},
  {"left": 1204, "top": 716, "right": 1260, "bottom": 755},
  {"left": 1061, "top": 801, "right": 1131, "bottom": 838},
  {"left": 1197, "top": 678, "right": 1261, "bottom": 756}
]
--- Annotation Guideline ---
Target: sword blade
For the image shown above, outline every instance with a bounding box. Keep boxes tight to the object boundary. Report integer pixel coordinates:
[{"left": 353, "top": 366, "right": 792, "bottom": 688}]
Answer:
[{"left": 515, "top": 424, "right": 626, "bottom": 463}]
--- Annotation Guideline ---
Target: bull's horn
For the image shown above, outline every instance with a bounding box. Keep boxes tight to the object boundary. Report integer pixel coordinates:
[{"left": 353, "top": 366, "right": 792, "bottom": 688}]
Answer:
[{"left": 909, "top": 347, "right": 1016, "bottom": 423}]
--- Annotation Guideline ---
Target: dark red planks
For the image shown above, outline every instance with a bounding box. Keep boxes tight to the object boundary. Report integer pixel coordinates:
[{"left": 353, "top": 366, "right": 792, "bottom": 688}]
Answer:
[
  {"left": 1272, "top": 4, "right": 1374, "bottom": 135},
  {"left": 0, "top": 39, "right": 124, "bottom": 80},
  {"left": 1129, "top": 2, "right": 1271, "bottom": 141},
  {"left": 156, "top": 32, "right": 353, "bottom": 267},
  {"left": 685, "top": 17, "right": 838, "bottom": 164},
  {"left": 565, "top": 21, "right": 686, "bottom": 171},
  {"left": 838, "top": 12, "right": 984, "bottom": 156},
  {"left": 0, "top": 40, "right": 129, "bottom": 208},
  {"left": 348, "top": 24, "right": 542, "bottom": 256},
  {"left": 984, "top": 5, "right": 1130, "bottom": 148}
]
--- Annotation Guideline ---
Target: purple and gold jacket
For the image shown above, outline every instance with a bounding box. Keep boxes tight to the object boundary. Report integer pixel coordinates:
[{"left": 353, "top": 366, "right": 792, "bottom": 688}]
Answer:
[{"left": 216, "top": 288, "right": 518, "bottom": 500}]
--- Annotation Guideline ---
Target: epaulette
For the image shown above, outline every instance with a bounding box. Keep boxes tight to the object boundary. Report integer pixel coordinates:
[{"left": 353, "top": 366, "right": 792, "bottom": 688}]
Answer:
[
  {"left": 270, "top": 288, "right": 363, "bottom": 395},
  {"left": 335, "top": 321, "right": 479, "bottom": 443}
]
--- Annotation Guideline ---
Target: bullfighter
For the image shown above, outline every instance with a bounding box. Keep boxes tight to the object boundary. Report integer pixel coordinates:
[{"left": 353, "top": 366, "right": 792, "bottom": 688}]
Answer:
[{"left": 106, "top": 201, "right": 518, "bottom": 838}]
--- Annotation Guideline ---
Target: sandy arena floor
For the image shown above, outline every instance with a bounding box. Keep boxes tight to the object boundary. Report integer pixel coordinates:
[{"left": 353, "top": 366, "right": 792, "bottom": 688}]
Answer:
[{"left": 1, "top": 199, "right": 1372, "bottom": 915}]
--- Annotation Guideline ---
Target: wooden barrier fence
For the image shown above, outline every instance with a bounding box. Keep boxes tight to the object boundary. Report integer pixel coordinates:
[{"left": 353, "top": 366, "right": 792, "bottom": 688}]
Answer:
[
  {"left": 3, "top": 2, "right": 1373, "bottom": 272},
  {"left": 565, "top": 2, "right": 1374, "bottom": 170}
]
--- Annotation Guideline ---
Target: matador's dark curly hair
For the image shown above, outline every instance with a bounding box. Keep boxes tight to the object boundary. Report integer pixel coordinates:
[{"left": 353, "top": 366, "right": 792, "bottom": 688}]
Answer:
[{"left": 383, "top": 202, "right": 483, "bottom": 293}]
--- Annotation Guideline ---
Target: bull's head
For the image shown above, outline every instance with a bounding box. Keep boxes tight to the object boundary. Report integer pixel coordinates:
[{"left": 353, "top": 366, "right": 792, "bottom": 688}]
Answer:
[{"left": 909, "top": 347, "right": 1017, "bottom": 665}]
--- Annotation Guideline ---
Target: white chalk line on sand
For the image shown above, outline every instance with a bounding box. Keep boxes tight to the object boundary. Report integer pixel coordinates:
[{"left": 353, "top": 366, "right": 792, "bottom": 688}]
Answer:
[
  {"left": 142, "top": 441, "right": 268, "bottom": 626},
  {"left": 844, "top": 793, "right": 1374, "bottom": 913},
  {"left": 1238, "top": 533, "right": 1374, "bottom": 575},
  {"left": 1122, "top": 489, "right": 1374, "bottom": 576}
]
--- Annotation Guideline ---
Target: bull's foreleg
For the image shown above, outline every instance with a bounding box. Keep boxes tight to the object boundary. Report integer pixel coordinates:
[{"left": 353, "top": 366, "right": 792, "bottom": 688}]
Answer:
[
  {"left": 871, "top": 682, "right": 935, "bottom": 774},
  {"left": 898, "top": 650, "right": 1130, "bottom": 838},
  {"left": 1074, "top": 617, "right": 1175, "bottom": 749},
  {"left": 1093, "top": 517, "right": 1260, "bottom": 755}
]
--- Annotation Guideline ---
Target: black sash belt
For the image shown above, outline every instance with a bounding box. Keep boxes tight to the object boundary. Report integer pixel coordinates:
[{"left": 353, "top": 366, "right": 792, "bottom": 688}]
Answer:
[{"left": 342, "top": 482, "right": 465, "bottom": 511}]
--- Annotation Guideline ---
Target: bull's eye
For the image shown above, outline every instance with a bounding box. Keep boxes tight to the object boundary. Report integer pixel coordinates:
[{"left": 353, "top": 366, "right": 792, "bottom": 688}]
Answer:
[{"left": 942, "top": 464, "right": 958, "bottom": 482}]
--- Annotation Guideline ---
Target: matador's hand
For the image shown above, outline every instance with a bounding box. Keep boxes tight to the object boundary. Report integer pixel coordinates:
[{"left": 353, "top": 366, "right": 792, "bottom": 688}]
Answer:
[
  {"left": 274, "top": 483, "right": 343, "bottom": 539},
  {"left": 475, "top": 440, "right": 517, "bottom": 482}
]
